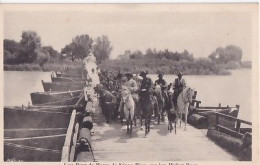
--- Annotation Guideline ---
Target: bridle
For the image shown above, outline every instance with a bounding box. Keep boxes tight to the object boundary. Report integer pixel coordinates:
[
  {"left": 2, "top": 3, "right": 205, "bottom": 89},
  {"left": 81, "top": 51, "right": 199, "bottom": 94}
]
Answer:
[
  {"left": 181, "top": 88, "right": 192, "bottom": 104},
  {"left": 121, "top": 89, "right": 130, "bottom": 103}
]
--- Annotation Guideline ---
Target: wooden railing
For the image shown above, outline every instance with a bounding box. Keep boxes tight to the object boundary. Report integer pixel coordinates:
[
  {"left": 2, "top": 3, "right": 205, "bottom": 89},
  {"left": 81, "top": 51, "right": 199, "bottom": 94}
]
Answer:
[
  {"left": 214, "top": 112, "right": 252, "bottom": 139},
  {"left": 61, "top": 110, "right": 78, "bottom": 161}
]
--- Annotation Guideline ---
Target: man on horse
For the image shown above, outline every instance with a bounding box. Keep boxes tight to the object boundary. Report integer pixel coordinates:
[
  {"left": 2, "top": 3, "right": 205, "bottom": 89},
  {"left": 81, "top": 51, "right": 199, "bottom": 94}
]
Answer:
[
  {"left": 172, "top": 71, "right": 187, "bottom": 109},
  {"left": 139, "top": 71, "right": 153, "bottom": 105},
  {"left": 124, "top": 73, "right": 138, "bottom": 97},
  {"left": 155, "top": 73, "right": 168, "bottom": 93},
  {"left": 117, "top": 73, "right": 132, "bottom": 121},
  {"left": 155, "top": 73, "right": 170, "bottom": 113}
]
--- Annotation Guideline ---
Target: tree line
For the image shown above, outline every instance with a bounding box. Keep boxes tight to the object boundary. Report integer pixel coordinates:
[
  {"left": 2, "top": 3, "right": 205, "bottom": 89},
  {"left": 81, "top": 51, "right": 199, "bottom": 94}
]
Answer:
[
  {"left": 4, "top": 30, "right": 113, "bottom": 67},
  {"left": 4, "top": 30, "right": 250, "bottom": 74},
  {"left": 100, "top": 45, "right": 248, "bottom": 75}
]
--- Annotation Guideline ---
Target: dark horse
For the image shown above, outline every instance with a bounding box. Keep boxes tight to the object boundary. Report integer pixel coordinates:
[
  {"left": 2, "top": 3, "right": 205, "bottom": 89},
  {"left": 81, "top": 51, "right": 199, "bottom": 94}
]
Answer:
[
  {"left": 139, "top": 90, "right": 154, "bottom": 136},
  {"left": 94, "top": 85, "right": 118, "bottom": 123}
]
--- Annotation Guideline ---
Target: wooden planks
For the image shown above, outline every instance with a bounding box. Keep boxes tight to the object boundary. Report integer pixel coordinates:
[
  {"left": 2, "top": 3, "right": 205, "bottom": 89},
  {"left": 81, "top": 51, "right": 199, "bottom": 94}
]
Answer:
[{"left": 61, "top": 110, "right": 76, "bottom": 161}]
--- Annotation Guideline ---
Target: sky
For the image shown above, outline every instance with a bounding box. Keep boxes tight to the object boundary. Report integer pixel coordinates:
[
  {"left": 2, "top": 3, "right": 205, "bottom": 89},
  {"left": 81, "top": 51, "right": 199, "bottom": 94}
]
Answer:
[{"left": 3, "top": 4, "right": 256, "bottom": 60}]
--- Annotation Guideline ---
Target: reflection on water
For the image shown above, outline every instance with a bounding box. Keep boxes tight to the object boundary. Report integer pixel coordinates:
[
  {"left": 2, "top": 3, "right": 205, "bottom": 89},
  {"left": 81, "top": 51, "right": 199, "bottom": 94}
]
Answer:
[
  {"left": 150, "top": 69, "right": 251, "bottom": 121},
  {"left": 4, "top": 69, "right": 251, "bottom": 121},
  {"left": 4, "top": 71, "right": 51, "bottom": 107}
]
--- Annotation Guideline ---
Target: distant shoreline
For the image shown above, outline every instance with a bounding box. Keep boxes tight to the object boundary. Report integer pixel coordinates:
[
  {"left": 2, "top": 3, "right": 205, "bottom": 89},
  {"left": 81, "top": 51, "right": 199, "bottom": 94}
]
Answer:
[{"left": 4, "top": 63, "right": 251, "bottom": 76}]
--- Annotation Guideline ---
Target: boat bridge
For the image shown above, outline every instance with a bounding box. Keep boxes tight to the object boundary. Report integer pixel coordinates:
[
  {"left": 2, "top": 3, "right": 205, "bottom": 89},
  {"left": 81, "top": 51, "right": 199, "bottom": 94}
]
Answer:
[{"left": 90, "top": 97, "right": 237, "bottom": 161}]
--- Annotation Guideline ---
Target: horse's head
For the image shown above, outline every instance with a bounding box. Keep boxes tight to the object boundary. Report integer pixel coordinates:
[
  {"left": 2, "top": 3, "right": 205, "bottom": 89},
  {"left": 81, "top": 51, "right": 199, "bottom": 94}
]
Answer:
[
  {"left": 121, "top": 88, "right": 131, "bottom": 103},
  {"left": 154, "top": 85, "right": 161, "bottom": 92},
  {"left": 185, "top": 87, "right": 195, "bottom": 103},
  {"left": 94, "top": 84, "right": 103, "bottom": 94}
]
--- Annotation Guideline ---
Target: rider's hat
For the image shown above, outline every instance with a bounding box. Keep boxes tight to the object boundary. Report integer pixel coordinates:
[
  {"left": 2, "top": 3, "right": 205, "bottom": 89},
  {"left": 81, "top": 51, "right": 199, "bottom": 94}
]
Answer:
[
  {"left": 117, "top": 72, "right": 123, "bottom": 78},
  {"left": 125, "top": 72, "right": 133, "bottom": 78},
  {"left": 158, "top": 73, "right": 163, "bottom": 77},
  {"left": 139, "top": 71, "right": 148, "bottom": 77},
  {"left": 177, "top": 71, "right": 183, "bottom": 77}
]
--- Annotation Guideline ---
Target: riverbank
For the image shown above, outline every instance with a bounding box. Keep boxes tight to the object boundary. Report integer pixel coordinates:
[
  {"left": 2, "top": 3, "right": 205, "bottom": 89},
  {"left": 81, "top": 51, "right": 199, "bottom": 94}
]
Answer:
[
  {"left": 4, "top": 62, "right": 83, "bottom": 72},
  {"left": 4, "top": 60, "right": 251, "bottom": 75},
  {"left": 99, "top": 59, "right": 251, "bottom": 75}
]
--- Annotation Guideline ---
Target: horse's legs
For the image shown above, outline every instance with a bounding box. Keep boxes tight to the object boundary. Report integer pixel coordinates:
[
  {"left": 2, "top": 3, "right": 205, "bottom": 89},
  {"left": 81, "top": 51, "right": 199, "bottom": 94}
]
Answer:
[
  {"left": 126, "top": 119, "right": 129, "bottom": 133},
  {"left": 130, "top": 119, "right": 133, "bottom": 136},
  {"left": 178, "top": 111, "right": 182, "bottom": 128},
  {"left": 174, "top": 120, "right": 177, "bottom": 134},
  {"left": 145, "top": 118, "right": 148, "bottom": 136},
  {"left": 184, "top": 112, "right": 188, "bottom": 131},
  {"left": 148, "top": 116, "right": 151, "bottom": 133},
  {"left": 158, "top": 113, "right": 160, "bottom": 125}
]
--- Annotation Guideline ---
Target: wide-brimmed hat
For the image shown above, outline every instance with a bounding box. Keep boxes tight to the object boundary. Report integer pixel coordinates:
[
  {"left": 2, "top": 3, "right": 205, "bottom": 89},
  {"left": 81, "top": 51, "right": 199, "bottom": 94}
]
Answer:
[
  {"left": 117, "top": 72, "right": 123, "bottom": 78},
  {"left": 158, "top": 73, "right": 163, "bottom": 77},
  {"left": 177, "top": 71, "right": 183, "bottom": 76},
  {"left": 125, "top": 72, "right": 133, "bottom": 78},
  {"left": 139, "top": 71, "right": 148, "bottom": 77}
]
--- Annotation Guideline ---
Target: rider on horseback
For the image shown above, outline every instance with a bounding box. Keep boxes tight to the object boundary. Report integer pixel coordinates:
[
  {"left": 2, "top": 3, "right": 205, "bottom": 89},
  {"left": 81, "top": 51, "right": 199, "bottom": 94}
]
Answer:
[
  {"left": 139, "top": 71, "right": 153, "bottom": 105},
  {"left": 172, "top": 71, "right": 187, "bottom": 110},
  {"left": 124, "top": 73, "right": 139, "bottom": 100},
  {"left": 155, "top": 74, "right": 167, "bottom": 89},
  {"left": 155, "top": 73, "right": 168, "bottom": 96},
  {"left": 139, "top": 71, "right": 153, "bottom": 93}
]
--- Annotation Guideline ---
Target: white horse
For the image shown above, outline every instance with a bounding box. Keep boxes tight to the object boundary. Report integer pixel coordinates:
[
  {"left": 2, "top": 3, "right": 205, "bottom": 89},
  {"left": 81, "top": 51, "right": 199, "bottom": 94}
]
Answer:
[
  {"left": 176, "top": 87, "right": 194, "bottom": 130},
  {"left": 121, "top": 88, "right": 135, "bottom": 136}
]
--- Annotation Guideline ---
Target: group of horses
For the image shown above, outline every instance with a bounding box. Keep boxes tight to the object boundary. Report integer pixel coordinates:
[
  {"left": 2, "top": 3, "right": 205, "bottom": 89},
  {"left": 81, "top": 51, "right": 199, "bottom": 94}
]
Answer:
[{"left": 94, "top": 73, "right": 195, "bottom": 137}]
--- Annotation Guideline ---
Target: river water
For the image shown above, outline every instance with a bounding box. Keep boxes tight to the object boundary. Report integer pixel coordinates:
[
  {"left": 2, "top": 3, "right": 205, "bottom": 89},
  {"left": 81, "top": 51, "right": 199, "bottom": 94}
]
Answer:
[{"left": 4, "top": 69, "right": 252, "bottom": 121}]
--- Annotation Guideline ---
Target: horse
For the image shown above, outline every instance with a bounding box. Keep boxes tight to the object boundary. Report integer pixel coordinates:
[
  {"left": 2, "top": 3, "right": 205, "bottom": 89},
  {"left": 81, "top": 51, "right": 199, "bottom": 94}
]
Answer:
[
  {"left": 175, "top": 87, "right": 194, "bottom": 130},
  {"left": 167, "top": 107, "right": 178, "bottom": 134},
  {"left": 153, "top": 85, "right": 165, "bottom": 124},
  {"left": 139, "top": 89, "right": 154, "bottom": 136},
  {"left": 94, "top": 85, "right": 118, "bottom": 123},
  {"left": 121, "top": 88, "right": 135, "bottom": 136}
]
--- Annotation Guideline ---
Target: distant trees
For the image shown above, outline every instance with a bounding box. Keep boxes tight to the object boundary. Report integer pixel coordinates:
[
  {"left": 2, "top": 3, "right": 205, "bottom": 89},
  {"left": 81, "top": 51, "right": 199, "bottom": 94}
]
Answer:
[
  {"left": 4, "top": 31, "right": 42, "bottom": 64},
  {"left": 209, "top": 45, "right": 242, "bottom": 64},
  {"left": 93, "top": 35, "right": 113, "bottom": 64},
  {"left": 117, "top": 48, "right": 194, "bottom": 62},
  {"left": 61, "top": 34, "right": 93, "bottom": 61},
  {"left": 4, "top": 31, "right": 62, "bottom": 67},
  {"left": 19, "top": 31, "right": 41, "bottom": 63}
]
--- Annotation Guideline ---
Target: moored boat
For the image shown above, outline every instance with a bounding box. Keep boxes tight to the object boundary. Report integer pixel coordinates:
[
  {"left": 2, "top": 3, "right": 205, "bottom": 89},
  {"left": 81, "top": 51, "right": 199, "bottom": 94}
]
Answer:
[
  {"left": 30, "top": 90, "right": 82, "bottom": 105},
  {"left": 41, "top": 80, "right": 85, "bottom": 92},
  {"left": 51, "top": 76, "right": 84, "bottom": 83},
  {"left": 4, "top": 107, "right": 73, "bottom": 161}
]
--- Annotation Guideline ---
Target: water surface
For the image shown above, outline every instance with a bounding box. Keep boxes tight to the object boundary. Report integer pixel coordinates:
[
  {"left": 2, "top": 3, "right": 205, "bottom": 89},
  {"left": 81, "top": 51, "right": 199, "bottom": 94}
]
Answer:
[{"left": 4, "top": 69, "right": 251, "bottom": 121}]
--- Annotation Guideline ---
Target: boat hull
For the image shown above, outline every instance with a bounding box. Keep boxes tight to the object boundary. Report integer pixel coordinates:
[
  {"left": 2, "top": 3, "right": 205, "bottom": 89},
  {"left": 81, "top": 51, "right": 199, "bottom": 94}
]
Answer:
[
  {"left": 30, "top": 90, "right": 82, "bottom": 105},
  {"left": 4, "top": 108, "right": 71, "bottom": 161},
  {"left": 41, "top": 81, "right": 85, "bottom": 92}
]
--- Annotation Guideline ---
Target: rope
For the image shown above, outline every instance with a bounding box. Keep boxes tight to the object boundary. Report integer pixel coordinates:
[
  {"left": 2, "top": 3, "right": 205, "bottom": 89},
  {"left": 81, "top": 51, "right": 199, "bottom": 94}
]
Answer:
[
  {"left": 4, "top": 142, "right": 61, "bottom": 154},
  {"left": 4, "top": 134, "right": 66, "bottom": 141},
  {"left": 5, "top": 128, "right": 67, "bottom": 132}
]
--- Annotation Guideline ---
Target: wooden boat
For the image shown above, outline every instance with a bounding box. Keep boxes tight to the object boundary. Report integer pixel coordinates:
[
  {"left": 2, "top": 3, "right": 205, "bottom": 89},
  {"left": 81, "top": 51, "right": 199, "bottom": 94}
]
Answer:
[
  {"left": 56, "top": 71, "right": 83, "bottom": 79},
  {"left": 207, "top": 111, "right": 252, "bottom": 161},
  {"left": 30, "top": 90, "right": 82, "bottom": 105},
  {"left": 41, "top": 80, "right": 85, "bottom": 92},
  {"left": 51, "top": 76, "right": 84, "bottom": 83},
  {"left": 188, "top": 104, "right": 240, "bottom": 129},
  {"left": 4, "top": 107, "right": 73, "bottom": 161}
]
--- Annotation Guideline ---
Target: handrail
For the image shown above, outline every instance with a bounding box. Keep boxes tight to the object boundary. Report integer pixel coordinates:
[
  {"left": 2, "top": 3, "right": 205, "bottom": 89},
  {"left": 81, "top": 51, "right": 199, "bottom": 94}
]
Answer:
[
  {"left": 214, "top": 112, "right": 252, "bottom": 126},
  {"left": 61, "top": 110, "right": 77, "bottom": 161},
  {"left": 214, "top": 111, "right": 252, "bottom": 138}
]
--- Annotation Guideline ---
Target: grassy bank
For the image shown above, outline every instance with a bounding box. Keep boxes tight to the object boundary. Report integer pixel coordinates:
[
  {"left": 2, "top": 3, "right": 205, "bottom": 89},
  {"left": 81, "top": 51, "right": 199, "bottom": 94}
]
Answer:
[
  {"left": 99, "top": 58, "right": 233, "bottom": 75},
  {"left": 4, "top": 61, "right": 84, "bottom": 72}
]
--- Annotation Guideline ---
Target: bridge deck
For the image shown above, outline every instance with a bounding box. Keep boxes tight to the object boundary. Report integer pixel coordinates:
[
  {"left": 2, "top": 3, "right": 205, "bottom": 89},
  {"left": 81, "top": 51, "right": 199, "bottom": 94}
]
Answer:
[{"left": 91, "top": 100, "right": 237, "bottom": 161}]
